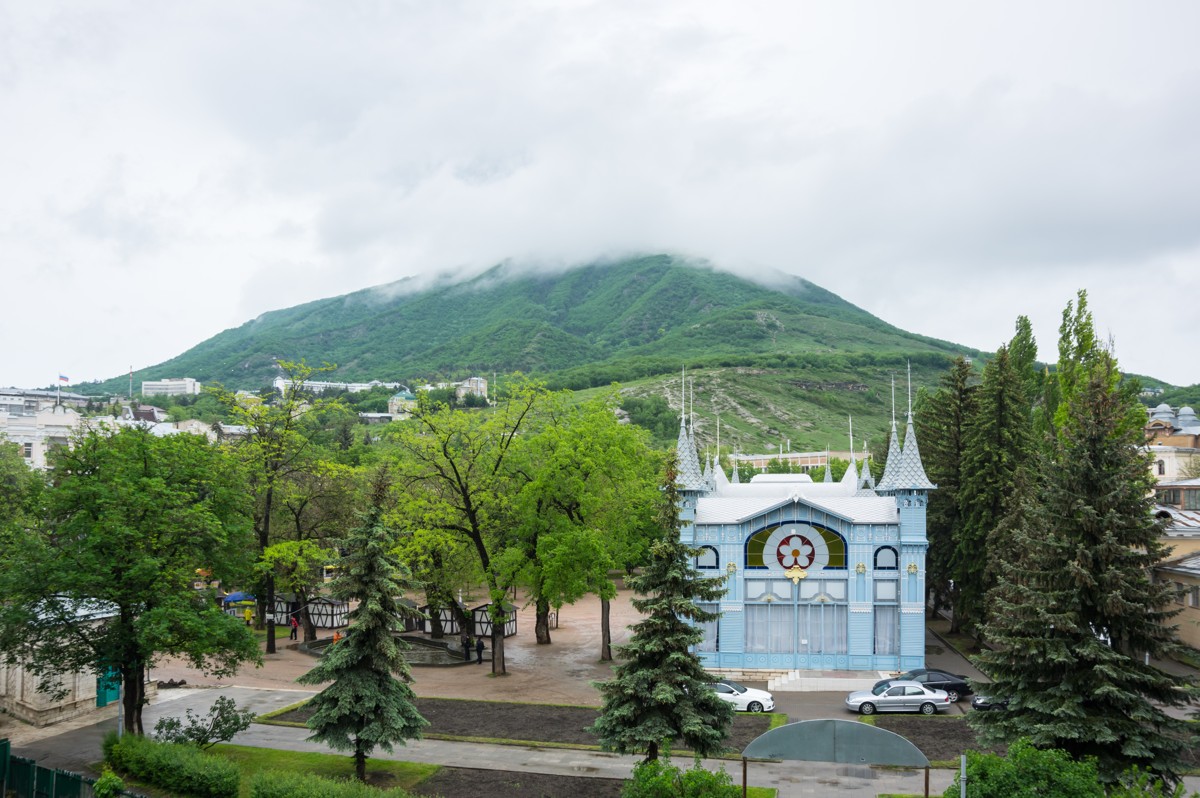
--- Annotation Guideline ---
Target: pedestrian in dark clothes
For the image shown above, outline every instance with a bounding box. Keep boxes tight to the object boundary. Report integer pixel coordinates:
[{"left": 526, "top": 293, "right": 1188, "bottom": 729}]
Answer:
[
  {"left": 475, "top": 635, "right": 485, "bottom": 664},
  {"left": 462, "top": 634, "right": 471, "bottom": 662}
]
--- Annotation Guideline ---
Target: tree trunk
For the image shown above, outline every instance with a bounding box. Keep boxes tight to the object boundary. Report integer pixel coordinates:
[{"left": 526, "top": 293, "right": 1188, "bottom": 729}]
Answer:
[
  {"left": 600, "top": 596, "right": 612, "bottom": 661},
  {"left": 534, "top": 596, "right": 552, "bottom": 644},
  {"left": 491, "top": 601, "right": 507, "bottom": 675},
  {"left": 646, "top": 741, "right": 659, "bottom": 762},
  {"left": 264, "top": 484, "right": 276, "bottom": 654},
  {"left": 122, "top": 667, "right": 141, "bottom": 735},
  {"left": 354, "top": 738, "right": 366, "bottom": 781},
  {"left": 300, "top": 600, "right": 318, "bottom": 642}
]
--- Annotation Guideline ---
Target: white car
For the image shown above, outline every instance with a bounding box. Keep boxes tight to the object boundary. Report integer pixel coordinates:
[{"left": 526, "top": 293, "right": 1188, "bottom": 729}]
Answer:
[
  {"left": 709, "top": 679, "right": 775, "bottom": 712},
  {"left": 845, "top": 680, "right": 952, "bottom": 715}
]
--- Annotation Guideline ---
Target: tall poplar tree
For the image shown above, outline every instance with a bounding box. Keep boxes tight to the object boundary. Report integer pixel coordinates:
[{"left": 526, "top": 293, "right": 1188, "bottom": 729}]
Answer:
[
  {"left": 590, "top": 453, "right": 734, "bottom": 762},
  {"left": 915, "top": 357, "right": 976, "bottom": 626},
  {"left": 951, "top": 346, "right": 1033, "bottom": 633},
  {"left": 974, "top": 314, "right": 1197, "bottom": 782},
  {"left": 297, "top": 478, "right": 427, "bottom": 781}
]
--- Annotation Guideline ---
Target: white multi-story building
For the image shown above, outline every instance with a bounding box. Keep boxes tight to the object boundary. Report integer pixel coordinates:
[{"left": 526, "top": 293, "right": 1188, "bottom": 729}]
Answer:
[
  {"left": 0, "top": 404, "right": 84, "bottom": 469},
  {"left": 141, "top": 377, "right": 202, "bottom": 396},
  {"left": 272, "top": 377, "right": 403, "bottom": 395}
]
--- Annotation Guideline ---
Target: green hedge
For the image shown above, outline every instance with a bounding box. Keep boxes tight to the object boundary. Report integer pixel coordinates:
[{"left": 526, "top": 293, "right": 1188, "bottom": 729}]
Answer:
[
  {"left": 104, "top": 732, "right": 240, "bottom": 798},
  {"left": 249, "top": 770, "right": 412, "bottom": 798}
]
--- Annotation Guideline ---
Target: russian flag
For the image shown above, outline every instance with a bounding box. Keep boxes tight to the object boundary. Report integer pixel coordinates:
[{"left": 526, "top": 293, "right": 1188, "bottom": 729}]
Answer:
[{"left": 58, "top": 374, "right": 69, "bottom": 383}]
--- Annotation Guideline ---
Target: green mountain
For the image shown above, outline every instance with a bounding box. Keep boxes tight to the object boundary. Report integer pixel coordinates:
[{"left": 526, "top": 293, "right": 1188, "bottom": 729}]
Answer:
[
  {"left": 91, "top": 254, "right": 972, "bottom": 390},
  {"left": 83, "top": 254, "right": 988, "bottom": 450}
]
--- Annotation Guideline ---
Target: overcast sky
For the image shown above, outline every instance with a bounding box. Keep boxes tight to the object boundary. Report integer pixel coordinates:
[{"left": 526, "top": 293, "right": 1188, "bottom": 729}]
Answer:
[{"left": 3, "top": 1, "right": 1199, "bottom": 391}]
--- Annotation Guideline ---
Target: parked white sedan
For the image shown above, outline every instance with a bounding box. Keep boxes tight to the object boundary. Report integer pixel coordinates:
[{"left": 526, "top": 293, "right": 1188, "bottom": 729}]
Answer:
[
  {"left": 709, "top": 679, "right": 775, "bottom": 712},
  {"left": 845, "top": 680, "right": 952, "bottom": 715}
]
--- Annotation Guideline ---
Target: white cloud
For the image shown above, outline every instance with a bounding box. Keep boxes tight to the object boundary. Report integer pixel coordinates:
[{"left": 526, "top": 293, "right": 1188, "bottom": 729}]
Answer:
[{"left": 1, "top": 0, "right": 1198, "bottom": 388}]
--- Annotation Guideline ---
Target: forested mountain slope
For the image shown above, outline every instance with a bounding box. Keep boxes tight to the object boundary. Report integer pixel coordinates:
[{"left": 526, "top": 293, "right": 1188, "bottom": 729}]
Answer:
[{"left": 91, "top": 254, "right": 974, "bottom": 394}]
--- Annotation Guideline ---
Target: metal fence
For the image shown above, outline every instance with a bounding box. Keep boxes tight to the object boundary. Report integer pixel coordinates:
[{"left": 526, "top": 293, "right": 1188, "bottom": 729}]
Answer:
[{"left": 1, "top": 738, "right": 143, "bottom": 798}]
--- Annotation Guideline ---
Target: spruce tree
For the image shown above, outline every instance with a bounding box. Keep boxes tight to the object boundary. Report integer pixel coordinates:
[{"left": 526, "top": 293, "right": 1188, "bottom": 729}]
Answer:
[
  {"left": 297, "top": 495, "right": 428, "bottom": 780},
  {"left": 590, "top": 452, "right": 734, "bottom": 762},
  {"left": 951, "top": 346, "right": 1033, "bottom": 633},
  {"left": 915, "top": 357, "right": 976, "bottom": 626},
  {"left": 974, "top": 350, "right": 1198, "bottom": 782}
]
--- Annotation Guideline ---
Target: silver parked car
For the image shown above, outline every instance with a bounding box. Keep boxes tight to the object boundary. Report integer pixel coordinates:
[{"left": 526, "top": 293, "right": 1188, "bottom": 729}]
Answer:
[{"left": 844, "top": 680, "right": 952, "bottom": 715}]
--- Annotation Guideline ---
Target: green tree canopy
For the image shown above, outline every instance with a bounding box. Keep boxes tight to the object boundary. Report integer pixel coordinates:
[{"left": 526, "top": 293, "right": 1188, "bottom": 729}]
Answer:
[{"left": 0, "top": 427, "right": 260, "bottom": 734}]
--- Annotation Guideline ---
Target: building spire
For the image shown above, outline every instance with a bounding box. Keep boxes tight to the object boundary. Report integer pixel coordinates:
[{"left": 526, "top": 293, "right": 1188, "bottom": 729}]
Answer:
[
  {"left": 841, "top": 417, "right": 859, "bottom": 487},
  {"left": 878, "top": 367, "right": 935, "bottom": 492},
  {"left": 675, "top": 366, "right": 707, "bottom": 491}
]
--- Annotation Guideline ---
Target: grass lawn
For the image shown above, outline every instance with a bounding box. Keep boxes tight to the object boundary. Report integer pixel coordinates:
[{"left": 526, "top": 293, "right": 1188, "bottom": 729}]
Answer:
[{"left": 210, "top": 744, "right": 437, "bottom": 797}]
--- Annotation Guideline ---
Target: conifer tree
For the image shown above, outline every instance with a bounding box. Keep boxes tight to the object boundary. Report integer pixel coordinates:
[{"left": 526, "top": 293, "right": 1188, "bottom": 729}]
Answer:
[
  {"left": 590, "top": 452, "right": 734, "bottom": 762},
  {"left": 951, "top": 346, "right": 1033, "bottom": 632},
  {"left": 915, "top": 357, "right": 976, "bottom": 626},
  {"left": 973, "top": 345, "right": 1197, "bottom": 782},
  {"left": 297, "top": 479, "right": 427, "bottom": 781}
]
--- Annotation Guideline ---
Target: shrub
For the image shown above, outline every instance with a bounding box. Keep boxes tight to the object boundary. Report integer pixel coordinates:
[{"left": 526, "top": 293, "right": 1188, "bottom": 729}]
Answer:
[
  {"left": 621, "top": 756, "right": 739, "bottom": 798},
  {"left": 153, "top": 695, "right": 256, "bottom": 749},
  {"left": 106, "top": 733, "right": 240, "bottom": 798},
  {"left": 941, "top": 739, "right": 1103, "bottom": 798},
  {"left": 91, "top": 768, "right": 125, "bottom": 798},
  {"left": 249, "top": 770, "right": 412, "bottom": 798}
]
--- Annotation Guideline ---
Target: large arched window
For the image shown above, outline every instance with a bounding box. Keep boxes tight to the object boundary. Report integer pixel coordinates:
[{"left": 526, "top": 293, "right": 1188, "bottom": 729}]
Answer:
[
  {"left": 695, "top": 545, "right": 718, "bottom": 570},
  {"left": 874, "top": 546, "right": 898, "bottom": 570},
  {"left": 745, "top": 522, "right": 846, "bottom": 571}
]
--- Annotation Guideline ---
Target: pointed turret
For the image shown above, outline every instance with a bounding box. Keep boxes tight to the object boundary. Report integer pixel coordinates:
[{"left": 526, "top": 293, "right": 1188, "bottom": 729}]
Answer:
[
  {"left": 823, "top": 449, "right": 833, "bottom": 483},
  {"left": 876, "top": 420, "right": 905, "bottom": 491},
  {"left": 676, "top": 413, "right": 707, "bottom": 491},
  {"left": 840, "top": 452, "right": 859, "bottom": 488},
  {"left": 731, "top": 453, "right": 741, "bottom": 484},
  {"left": 675, "top": 369, "right": 708, "bottom": 492},
  {"left": 857, "top": 447, "right": 877, "bottom": 494},
  {"left": 877, "top": 368, "right": 936, "bottom": 492}
]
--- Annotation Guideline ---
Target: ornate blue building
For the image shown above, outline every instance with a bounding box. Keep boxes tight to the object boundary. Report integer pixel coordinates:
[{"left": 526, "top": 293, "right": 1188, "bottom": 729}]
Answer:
[{"left": 678, "top": 404, "right": 934, "bottom": 675}]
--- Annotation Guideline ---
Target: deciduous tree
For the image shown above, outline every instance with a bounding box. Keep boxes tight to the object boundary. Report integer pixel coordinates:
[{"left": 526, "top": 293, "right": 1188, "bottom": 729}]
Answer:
[{"left": 0, "top": 427, "right": 259, "bottom": 734}]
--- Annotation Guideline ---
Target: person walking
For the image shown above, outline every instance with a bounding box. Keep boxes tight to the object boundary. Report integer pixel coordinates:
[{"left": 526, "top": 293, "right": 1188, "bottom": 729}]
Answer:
[
  {"left": 461, "top": 633, "right": 471, "bottom": 662},
  {"left": 475, "top": 635, "right": 485, "bottom": 664},
  {"left": 289, "top": 615, "right": 299, "bottom": 641}
]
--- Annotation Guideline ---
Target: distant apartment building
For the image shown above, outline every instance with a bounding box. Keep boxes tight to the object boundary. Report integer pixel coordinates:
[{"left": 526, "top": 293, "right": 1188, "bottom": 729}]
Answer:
[
  {"left": 1145, "top": 404, "right": 1200, "bottom": 482},
  {"left": 414, "top": 378, "right": 489, "bottom": 402},
  {"left": 456, "top": 376, "right": 488, "bottom": 401},
  {"left": 1152, "top": 477, "right": 1200, "bottom": 649},
  {"left": 272, "top": 377, "right": 403, "bottom": 395},
  {"left": 141, "top": 377, "right": 202, "bottom": 396},
  {"left": 728, "top": 449, "right": 855, "bottom": 474},
  {"left": 0, "top": 403, "right": 84, "bottom": 469},
  {"left": 388, "top": 390, "right": 418, "bottom": 418},
  {"left": 0, "top": 387, "right": 89, "bottom": 412}
]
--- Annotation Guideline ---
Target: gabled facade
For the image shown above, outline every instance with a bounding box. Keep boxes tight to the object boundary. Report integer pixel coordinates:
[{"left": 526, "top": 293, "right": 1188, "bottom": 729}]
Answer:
[{"left": 680, "top": 405, "right": 933, "bottom": 677}]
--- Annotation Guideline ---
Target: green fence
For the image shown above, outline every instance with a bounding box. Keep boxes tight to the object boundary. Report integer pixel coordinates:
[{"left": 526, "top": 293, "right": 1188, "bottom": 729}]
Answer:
[{"left": 2, "top": 738, "right": 140, "bottom": 798}]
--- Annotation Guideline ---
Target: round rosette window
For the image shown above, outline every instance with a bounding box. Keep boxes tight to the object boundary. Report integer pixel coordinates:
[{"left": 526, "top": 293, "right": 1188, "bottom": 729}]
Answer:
[{"left": 763, "top": 524, "right": 831, "bottom": 573}]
